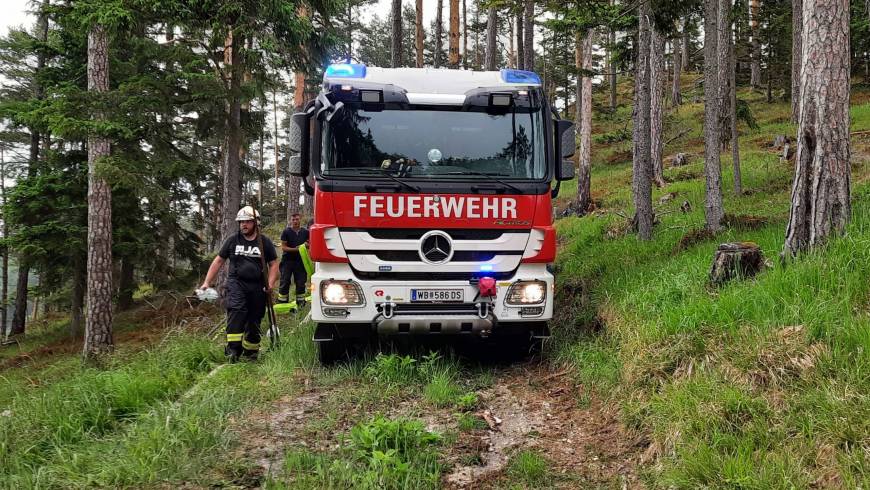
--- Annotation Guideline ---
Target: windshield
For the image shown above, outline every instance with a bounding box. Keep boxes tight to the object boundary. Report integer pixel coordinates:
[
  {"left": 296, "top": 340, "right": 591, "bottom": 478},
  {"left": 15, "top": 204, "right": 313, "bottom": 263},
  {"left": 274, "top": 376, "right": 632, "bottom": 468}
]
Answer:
[{"left": 321, "top": 106, "right": 546, "bottom": 180}]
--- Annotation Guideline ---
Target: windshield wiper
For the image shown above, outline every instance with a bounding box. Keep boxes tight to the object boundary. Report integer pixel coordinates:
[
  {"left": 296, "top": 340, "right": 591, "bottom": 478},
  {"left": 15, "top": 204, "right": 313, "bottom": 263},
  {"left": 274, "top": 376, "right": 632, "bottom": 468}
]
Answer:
[
  {"left": 354, "top": 168, "right": 421, "bottom": 193},
  {"left": 444, "top": 171, "right": 523, "bottom": 194}
]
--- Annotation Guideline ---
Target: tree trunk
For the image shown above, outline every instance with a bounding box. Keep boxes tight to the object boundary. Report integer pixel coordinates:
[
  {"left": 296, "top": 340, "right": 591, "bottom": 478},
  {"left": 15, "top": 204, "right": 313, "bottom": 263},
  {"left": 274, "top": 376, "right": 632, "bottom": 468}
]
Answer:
[
  {"left": 0, "top": 147, "right": 7, "bottom": 337},
  {"left": 672, "top": 26, "right": 683, "bottom": 106},
  {"left": 783, "top": 0, "right": 851, "bottom": 256},
  {"left": 416, "top": 0, "right": 424, "bottom": 67},
  {"left": 704, "top": 0, "right": 724, "bottom": 232},
  {"left": 523, "top": 0, "right": 534, "bottom": 71},
  {"left": 83, "top": 22, "right": 114, "bottom": 361},
  {"left": 717, "top": 0, "right": 732, "bottom": 148},
  {"left": 221, "top": 31, "right": 243, "bottom": 243},
  {"left": 632, "top": 2, "right": 654, "bottom": 240},
  {"left": 117, "top": 256, "right": 135, "bottom": 311},
  {"left": 682, "top": 17, "right": 691, "bottom": 71},
  {"left": 462, "top": 0, "right": 468, "bottom": 68},
  {"left": 9, "top": 265, "right": 29, "bottom": 336},
  {"left": 273, "top": 91, "right": 281, "bottom": 218},
  {"left": 391, "top": 0, "right": 403, "bottom": 67},
  {"left": 508, "top": 18, "right": 515, "bottom": 68},
  {"left": 609, "top": 26, "right": 617, "bottom": 110},
  {"left": 435, "top": 0, "right": 444, "bottom": 68},
  {"left": 70, "top": 254, "right": 85, "bottom": 338},
  {"left": 516, "top": 11, "right": 524, "bottom": 70},
  {"left": 449, "top": 0, "right": 460, "bottom": 67},
  {"left": 288, "top": 74, "right": 305, "bottom": 222},
  {"left": 749, "top": 0, "right": 762, "bottom": 88},
  {"left": 484, "top": 7, "right": 497, "bottom": 70},
  {"left": 576, "top": 32, "right": 593, "bottom": 213},
  {"left": 730, "top": 22, "right": 742, "bottom": 195},
  {"left": 473, "top": 0, "right": 481, "bottom": 68},
  {"left": 651, "top": 27, "right": 666, "bottom": 188},
  {"left": 258, "top": 108, "right": 264, "bottom": 206},
  {"left": 791, "top": 0, "right": 802, "bottom": 123}
]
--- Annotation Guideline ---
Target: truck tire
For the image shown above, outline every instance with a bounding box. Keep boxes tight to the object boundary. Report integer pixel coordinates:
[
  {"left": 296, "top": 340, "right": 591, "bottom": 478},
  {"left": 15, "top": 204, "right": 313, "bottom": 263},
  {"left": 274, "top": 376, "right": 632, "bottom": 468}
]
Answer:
[{"left": 317, "top": 339, "right": 346, "bottom": 365}]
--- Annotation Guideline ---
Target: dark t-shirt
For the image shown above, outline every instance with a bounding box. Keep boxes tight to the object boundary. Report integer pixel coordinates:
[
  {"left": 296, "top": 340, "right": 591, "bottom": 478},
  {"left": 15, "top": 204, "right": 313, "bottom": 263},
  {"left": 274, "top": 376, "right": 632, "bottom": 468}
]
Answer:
[
  {"left": 218, "top": 233, "right": 278, "bottom": 283},
  {"left": 280, "top": 227, "right": 310, "bottom": 260}
]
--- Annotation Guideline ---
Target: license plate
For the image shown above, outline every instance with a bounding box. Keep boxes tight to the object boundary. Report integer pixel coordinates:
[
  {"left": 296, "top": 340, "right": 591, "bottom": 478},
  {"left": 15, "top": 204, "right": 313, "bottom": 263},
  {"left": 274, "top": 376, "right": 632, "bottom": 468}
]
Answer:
[{"left": 411, "top": 289, "right": 464, "bottom": 302}]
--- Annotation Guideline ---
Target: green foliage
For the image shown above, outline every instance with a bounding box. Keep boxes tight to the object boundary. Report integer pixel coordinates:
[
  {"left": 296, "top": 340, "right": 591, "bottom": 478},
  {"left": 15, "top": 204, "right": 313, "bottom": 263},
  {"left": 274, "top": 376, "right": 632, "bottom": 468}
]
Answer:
[
  {"left": 506, "top": 449, "right": 551, "bottom": 487},
  {"left": 276, "top": 417, "right": 443, "bottom": 489}
]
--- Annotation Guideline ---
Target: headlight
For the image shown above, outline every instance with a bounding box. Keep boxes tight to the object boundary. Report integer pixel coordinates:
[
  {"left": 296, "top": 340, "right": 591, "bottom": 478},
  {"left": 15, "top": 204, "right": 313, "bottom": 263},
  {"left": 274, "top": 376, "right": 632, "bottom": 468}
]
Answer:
[
  {"left": 320, "top": 280, "right": 365, "bottom": 306},
  {"left": 506, "top": 280, "right": 547, "bottom": 305}
]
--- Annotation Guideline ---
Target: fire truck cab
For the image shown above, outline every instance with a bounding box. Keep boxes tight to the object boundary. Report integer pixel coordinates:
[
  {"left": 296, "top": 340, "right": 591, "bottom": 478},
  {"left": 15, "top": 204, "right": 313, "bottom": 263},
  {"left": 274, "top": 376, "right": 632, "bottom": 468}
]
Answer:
[{"left": 288, "top": 64, "right": 576, "bottom": 363}]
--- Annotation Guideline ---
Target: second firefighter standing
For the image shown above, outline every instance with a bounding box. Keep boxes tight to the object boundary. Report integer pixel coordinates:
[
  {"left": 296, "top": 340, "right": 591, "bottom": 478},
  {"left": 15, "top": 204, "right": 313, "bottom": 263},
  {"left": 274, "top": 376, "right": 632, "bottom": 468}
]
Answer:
[{"left": 278, "top": 212, "right": 309, "bottom": 305}]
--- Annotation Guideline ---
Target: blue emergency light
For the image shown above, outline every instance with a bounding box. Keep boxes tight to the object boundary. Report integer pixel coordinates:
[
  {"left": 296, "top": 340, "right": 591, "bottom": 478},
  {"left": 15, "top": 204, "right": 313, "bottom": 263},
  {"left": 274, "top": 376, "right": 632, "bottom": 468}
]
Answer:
[
  {"left": 500, "top": 69, "right": 541, "bottom": 85},
  {"left": 325, "top": 63, "right": 367, "bottom": 79},
  {"left": 480, "top": 264, "right": 493, "bottom": 272}
]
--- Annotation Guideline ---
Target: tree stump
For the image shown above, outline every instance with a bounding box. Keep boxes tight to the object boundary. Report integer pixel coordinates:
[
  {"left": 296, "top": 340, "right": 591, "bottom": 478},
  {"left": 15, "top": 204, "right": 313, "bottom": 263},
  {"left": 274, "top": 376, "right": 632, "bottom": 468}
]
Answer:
[
  {"left": 670, "top": 152, "right": 690, "bottom": 167},
  {"left": 709, "top": 242, "right": 765, "bottom": 286},
  {"left": 772, "top": 134, "right": 790, "bottom": 149}
]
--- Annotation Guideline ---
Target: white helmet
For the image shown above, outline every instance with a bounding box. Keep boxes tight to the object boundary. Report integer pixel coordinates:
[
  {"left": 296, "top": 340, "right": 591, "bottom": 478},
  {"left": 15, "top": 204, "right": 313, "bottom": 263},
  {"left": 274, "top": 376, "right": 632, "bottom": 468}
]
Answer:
[{"left": 236, "top": 205, "right": 260, "bottom": 222}]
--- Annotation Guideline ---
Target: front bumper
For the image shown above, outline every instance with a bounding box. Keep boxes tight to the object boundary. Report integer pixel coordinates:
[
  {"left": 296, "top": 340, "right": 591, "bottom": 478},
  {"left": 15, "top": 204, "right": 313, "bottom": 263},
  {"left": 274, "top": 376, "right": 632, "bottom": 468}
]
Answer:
[{"left": 311, "top": 262, "right": 554, "bottom": 335}]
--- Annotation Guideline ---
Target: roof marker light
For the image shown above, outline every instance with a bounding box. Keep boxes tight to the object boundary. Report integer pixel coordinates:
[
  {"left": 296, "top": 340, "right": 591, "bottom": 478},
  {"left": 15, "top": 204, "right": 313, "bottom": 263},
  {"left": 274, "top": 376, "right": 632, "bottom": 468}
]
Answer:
[
  {"left": 500, "top": 69, "right": 541, "bottom": 85},
  {"left": 325, "top": 63, "right": 367, "bottom": 79}
]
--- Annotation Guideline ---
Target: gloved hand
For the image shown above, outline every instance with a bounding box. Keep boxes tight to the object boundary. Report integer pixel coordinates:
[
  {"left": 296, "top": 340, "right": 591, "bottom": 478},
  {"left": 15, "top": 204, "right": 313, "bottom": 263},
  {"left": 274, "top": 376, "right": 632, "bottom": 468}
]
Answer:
[{"left": 195, "top": 287, "right": 219, "bottom": 302}]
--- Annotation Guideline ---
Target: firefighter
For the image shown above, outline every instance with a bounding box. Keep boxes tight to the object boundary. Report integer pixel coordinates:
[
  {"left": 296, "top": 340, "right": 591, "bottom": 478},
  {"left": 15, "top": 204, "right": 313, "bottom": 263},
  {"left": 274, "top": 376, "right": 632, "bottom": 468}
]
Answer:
[
  {"left": 277, "top": 212, "right": 310, "bottom": 305},
  {"left": 199, "top": 206, "right": 279, "bottom": 362}
]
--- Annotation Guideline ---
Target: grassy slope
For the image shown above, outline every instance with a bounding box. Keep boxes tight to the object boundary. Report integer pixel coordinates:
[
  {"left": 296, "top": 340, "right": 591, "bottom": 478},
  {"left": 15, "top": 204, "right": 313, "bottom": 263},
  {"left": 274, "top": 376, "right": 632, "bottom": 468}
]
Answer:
[
  {"left": 551, "top": 78, "right": 870, "bottom": 488},
  {"left": 0, "top": 79, "right": 868, "bottom": 489}
]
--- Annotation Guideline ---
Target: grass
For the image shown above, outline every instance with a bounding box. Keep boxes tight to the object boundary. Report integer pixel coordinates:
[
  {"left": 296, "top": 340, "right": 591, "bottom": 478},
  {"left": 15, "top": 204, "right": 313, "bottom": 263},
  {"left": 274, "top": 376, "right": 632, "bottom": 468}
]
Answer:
[
  {"left": 2, "top": 78, "right": 870, "bottom": 489},
  {"left": 547, "top": 80, "right": 870, "bottom": 487},
  {"left": 272, "top": 416, "right": 443, "bottom": 489},
  {"left": 505, "top": 449, "right": 552, "bottom": 489}
]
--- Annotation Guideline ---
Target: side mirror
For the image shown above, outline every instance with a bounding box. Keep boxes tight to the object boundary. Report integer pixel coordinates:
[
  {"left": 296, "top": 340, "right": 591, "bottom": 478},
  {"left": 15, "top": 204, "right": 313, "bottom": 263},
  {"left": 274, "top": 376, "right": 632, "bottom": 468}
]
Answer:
[
  {"left": 556, "top": 119, "right": 575, "bottom": 158},
  {"left": 289, "top": 112, "right": 310, "bottom": 177},
  {"left": 557, "top": 159, "right": 575, "bottom": 181},
  {"left": 289, "top": 155, "right": 303, "bottom": 176}
]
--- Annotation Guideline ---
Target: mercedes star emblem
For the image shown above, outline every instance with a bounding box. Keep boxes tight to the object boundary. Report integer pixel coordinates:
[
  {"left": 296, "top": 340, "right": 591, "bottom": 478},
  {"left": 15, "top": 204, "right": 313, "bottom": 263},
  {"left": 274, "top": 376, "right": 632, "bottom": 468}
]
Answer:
[{"left": 419, "top": 230, "right": 454, "bottom": 265}]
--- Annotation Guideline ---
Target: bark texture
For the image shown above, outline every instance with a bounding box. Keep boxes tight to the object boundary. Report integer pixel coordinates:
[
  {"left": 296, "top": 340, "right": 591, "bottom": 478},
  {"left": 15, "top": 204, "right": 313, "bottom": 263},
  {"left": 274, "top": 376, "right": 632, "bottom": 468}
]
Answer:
[
  {"left": 783, "top": 0, "right": 851, "bottom": 256},
  {"left": 609, "top": 27, "right": 617, "bottom": 110},
  {"left": 484, "top": 7, "right": 497, "bottom": 70},
  {"left": 0, "top": 149, "right": 6, "bottom": 337},
  {"left": 632, "top": 3, "right": 654, "bottom": 240},
  {"left": 791, "top": 0, "right": 802, "bottom": 122},
  {"left": 671, "top": 26, "right": 682, "bottom": 106},
  {"left": 703, "top": 0, "right": 724, "bottom": 231},
  {"left": 391, "top": 0, "right": 403, "bottom": 67},
  {"left": 84, "top": 23, "right": 114, "bottom": 360},
  {"left": 749, "top": 0, "right": 762, "bottom": 88},
  {"left": 462, "top": 0, "right": 468, "bottom": 68},
  {"left": 681, "top": 18, "right": 691, "bottom": 71},
  {"left": 416, "top": 0, "right": 424, "bottom": 67},
  {"left": 523, "top": 0, "right": 534, "bottom": 71},
  {"left": 717, "top": 0, "right": 732, "bottom": 147},
  {"left": 220, "top": 31, "right": 243, "bottom": 243},
  {"left": 730, "top": 24, "right": 742, "bottom": 195},
  {"left": 650, "top": 27, "right": 666, "bottom": 187},
  {"left": 576, "top": 32, "right": 593, "bottom": 212},
  {"left": 516, "top": 12, "right": 524, "bottom": 70},
  {"left": 449, "top": 0, "right": 460, "bottom": 67},
  {"left": 434, "top": 0, "right": 444, "bottom": 67}
]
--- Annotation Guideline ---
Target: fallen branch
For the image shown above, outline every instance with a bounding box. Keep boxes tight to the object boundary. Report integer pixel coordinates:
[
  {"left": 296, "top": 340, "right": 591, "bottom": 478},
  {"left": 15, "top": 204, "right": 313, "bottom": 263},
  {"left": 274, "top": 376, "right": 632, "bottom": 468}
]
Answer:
[{"left": 665, "top": 127, "right": 692, "bottom": 146}]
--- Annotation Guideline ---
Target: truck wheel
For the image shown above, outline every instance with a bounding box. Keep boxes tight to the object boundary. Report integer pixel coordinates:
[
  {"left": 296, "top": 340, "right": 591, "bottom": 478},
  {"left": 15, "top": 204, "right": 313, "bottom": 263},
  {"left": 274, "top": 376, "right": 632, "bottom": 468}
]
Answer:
[{"left": 317, "top": 339, "right": 346, "bottom": 365}]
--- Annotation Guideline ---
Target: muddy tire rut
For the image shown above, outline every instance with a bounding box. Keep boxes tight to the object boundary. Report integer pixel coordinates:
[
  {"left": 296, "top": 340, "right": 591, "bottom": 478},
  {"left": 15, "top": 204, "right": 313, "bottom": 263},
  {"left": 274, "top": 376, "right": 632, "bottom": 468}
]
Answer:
[{"left": 233, "top": 361, "right": 644, "bottom": 489}]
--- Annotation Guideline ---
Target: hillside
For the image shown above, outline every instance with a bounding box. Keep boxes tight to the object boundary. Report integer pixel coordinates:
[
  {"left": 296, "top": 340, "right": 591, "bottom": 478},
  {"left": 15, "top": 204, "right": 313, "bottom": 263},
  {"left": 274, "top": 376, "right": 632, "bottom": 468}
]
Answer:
[{"left": 1, "top": 78, "right": 868, "bottom": 489}]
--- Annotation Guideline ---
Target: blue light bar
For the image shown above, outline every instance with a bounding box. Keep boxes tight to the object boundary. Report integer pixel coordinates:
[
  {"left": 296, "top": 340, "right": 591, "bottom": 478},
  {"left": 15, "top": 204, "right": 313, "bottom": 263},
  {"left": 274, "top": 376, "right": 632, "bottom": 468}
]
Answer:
[
  {"left": 480, "top": 264, "right": 493, "bottom": 272},
  {"left": 325, "top": 63, "right": 367, "bottom": 79},
  {"left": 500, "top": 69, "right": 541, "bottom": 85}
]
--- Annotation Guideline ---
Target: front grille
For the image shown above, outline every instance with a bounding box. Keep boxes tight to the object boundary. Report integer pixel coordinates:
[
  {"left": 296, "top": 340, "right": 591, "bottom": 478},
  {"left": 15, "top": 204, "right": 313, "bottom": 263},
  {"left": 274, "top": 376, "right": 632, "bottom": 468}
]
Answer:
[
  {"left": 346, "top": 228, "right": 522, "bottom": 240},
  {"left": 366, "top": 250, "right": 506, "bottom": 262},
  {"left": 352, "top": 267, "right": 516, "bottom": 281},
  {"left": 390, "top": 303, "right": 480, "bottom": 315}
]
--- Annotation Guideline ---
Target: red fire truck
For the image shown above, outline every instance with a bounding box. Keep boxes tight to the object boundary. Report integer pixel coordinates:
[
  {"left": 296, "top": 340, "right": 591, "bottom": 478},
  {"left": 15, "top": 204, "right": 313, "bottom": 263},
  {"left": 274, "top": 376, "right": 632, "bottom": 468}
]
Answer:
[{"left": 288, "top": 64, "right": 575, "bottom": 363}]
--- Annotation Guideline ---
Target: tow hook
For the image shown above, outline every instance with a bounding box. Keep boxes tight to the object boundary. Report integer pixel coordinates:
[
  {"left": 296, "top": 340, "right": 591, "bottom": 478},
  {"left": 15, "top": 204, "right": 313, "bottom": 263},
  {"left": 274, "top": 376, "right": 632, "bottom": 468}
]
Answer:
[
  {"left": 477, "top": 301, "right": 490, "bottom": 319},
  {"left": 379, "top": 301, "right": 396, "bottom": 319}
]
